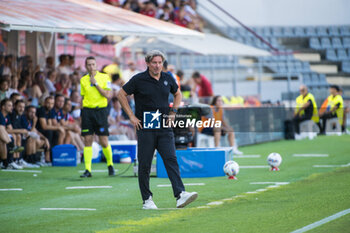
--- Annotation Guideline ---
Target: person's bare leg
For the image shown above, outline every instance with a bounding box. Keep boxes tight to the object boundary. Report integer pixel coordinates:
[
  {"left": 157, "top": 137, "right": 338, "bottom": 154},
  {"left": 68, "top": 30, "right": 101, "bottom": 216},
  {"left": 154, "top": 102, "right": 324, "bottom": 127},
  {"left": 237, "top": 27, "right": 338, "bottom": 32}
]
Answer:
[
  {"left": 213, "top": 128, "right": 221, "bottom": 147},
  {"left": 228, "top": 132, "right": 235, "bottom": 147},
  {"left": 64, "top": 130, "right": 71, "bottom": 144},
  {"left": 57, "top": 130, "right": 66, "bottom": 145},
  {"left": 0, "top": 141, "right": 7, "bottom": 161},
  {"left": 0, "top": 126, "right": 11, "bottom": 143}
]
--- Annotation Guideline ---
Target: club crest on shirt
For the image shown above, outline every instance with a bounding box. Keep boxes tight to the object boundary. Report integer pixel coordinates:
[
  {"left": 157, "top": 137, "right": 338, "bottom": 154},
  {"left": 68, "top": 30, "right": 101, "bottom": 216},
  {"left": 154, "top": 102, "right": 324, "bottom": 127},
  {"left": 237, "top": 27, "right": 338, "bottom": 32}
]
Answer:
[{"left": 164, "top": 80, "right": 168, "bottom": 86}]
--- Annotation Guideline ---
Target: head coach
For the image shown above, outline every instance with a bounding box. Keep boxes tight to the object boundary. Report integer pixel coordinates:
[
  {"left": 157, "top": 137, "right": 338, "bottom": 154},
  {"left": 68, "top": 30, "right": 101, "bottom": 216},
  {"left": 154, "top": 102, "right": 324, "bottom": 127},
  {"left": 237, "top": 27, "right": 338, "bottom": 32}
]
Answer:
[
  {"left": 80, "top": 56, "right": 115, "bottom": 178},
  {"left": 117, "top": 50, "right": 198, "bottom": 209}
]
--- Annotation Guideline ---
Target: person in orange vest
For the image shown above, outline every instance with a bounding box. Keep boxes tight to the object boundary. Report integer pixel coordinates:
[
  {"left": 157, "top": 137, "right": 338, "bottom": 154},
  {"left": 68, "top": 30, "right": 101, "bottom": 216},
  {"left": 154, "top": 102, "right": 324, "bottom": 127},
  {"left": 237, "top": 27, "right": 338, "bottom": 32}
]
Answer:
[{"left": 200, "top": 95, "right": 242, "bottom": 155}]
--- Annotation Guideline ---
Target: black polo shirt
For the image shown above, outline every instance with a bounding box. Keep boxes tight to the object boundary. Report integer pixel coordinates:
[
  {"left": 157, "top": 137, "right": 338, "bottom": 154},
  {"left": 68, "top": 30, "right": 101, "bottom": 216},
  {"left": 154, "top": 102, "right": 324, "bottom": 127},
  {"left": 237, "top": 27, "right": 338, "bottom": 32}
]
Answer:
[
  {"left": 36, "top": 106, "right": 54, "bottom": 131},
  {"left": 122, "top": 69, "right": 178, "bottom": 122},
  {"left": 9, "top": 111, "right": 26, "bottom": 129}
]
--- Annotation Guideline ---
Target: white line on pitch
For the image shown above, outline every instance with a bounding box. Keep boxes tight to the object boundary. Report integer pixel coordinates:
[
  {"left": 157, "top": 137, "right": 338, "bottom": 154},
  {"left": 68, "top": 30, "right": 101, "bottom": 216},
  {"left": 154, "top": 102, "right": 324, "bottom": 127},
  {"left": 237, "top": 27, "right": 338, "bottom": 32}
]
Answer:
[
  {"left": 250, "top": 182, "right": 290, "bottom": 185},
  {"left": 246, "top": 191, "right": 258, "bottom": 194},
  {"left": 65, "top": 186, "right": 112, "bottom": 189},
  {"left": 313, "top": 163, "right": 350, "bottom": 168},
  {"left": 0, "top": 188, "right": 23, "bottom": 191},
  {"left": 240, "top": 165, "right": 270, "bottom": 168},
  {"left": 290, "top": 208, "right": 350, "bottom": 233},
  {"left": 1, "top": 170, "right": 42, "bottom": 173},
  {"left": 157, "top": 183, "right": 205, "bottom": 187},
  {"left": 293, "top": 154, "right": 329, "bottom": 157},
  {"left": 40, "top": 208, "right": 96, "bottom": 211},
  {"left": 235, "top": 155, "right": 261, "bottom": 158},
  {"left": 207, "top": 201, "right": 224, "bottom": 206}
]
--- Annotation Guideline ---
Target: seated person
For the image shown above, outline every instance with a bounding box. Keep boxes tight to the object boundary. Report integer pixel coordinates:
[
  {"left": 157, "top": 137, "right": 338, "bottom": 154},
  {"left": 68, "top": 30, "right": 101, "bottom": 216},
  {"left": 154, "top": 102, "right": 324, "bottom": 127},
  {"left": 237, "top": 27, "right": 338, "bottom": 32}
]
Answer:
[
  {"left": 293, "top": 85, "right": 319, "bottom": 134},
  {"left": 0, "top": 98, "right": 23, "bottom": 169},
  {"left": 51, "top": 94, "right": 67, "bottom": 145},
  {"left": 319, "top": 85, "right": 344, "bottom": 134},
  {"left": 61, "top": 98, "right": 84, "bottom": 151},
  {"left": 108, "top": 96, "right": 135, "bottom": 140},
  {"left": 200, "top": 95, "right": 242, "bottom": 155},
  {"left": 36, "top": 96, "right": 65, "bottom": 156}
]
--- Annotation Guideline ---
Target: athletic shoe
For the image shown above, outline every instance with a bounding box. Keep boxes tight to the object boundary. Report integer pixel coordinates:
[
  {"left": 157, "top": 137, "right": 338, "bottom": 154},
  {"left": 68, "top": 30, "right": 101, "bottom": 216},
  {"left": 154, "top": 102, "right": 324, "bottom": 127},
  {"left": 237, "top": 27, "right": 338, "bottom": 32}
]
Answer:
[
  {"left": 232, "top": 147, "right": 243, "bottom": 155},
  {"left": 9, "top": 146, "right": 24, "bottom": 154},
  {"left": 108, "top": 165, "right": 115, "bottom": 176},
  {"left": 80, "top": 170, "right": 92, "bottom": 178},
  {"left": 7, "top": 162, "right": 23, "bottom": 170},
  {"left": 142, "top": 196, "right": 158, "bottom": 210},
  {"left": 176, "top": 191, "right": 198, "bottom": 208},
  {"left": 0, "top": 162, "right": 5, "bottom": 169},
  {"left": 35, "top": 161, "right": 46, "bottom": 167},
  {"left": 17, "top": 159, "right": 39, "bottom": 168}
]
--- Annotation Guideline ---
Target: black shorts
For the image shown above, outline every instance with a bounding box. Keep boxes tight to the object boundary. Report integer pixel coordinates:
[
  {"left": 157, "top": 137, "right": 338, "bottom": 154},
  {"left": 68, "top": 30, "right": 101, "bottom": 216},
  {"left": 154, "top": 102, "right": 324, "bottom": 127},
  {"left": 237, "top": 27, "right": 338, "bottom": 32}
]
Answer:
[
  {"left": 81, "top": 107, "right": 109, "bottom": 136},
  {"left": 201, "top": 127, "right": 226, "bottom": 136}
]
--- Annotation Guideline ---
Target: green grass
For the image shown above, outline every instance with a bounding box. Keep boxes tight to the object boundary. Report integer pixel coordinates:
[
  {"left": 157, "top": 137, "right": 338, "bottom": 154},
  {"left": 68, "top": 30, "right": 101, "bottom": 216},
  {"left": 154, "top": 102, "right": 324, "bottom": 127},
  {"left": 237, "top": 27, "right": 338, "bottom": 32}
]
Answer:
[{"left": 0, "top": 135, "right": 349, "bottom": 233}]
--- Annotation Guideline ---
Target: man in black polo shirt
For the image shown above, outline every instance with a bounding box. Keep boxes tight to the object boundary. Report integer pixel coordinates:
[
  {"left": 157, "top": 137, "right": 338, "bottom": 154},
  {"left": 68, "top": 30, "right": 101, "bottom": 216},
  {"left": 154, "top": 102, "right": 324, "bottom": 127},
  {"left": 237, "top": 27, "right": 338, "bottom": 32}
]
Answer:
[
  {"left": 118, "top": 50, "right": 197, "bottom": 209},
  {"left": 51, "top": 94, "right": 66, "bottom": 145},
  {"left": 36, "top": 96, "right": 65, "bottom": 163}
]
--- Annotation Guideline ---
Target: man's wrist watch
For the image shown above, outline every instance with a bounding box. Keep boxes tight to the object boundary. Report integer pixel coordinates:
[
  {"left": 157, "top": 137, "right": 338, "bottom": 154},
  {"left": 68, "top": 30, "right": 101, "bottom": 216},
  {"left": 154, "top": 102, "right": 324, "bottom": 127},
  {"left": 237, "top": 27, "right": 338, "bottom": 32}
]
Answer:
[
  {"left": 94, "top": 83, "right": 98, "bottom": 87},
  {"left": 170, "top": 107, "right": 178, "bottom": 113}
]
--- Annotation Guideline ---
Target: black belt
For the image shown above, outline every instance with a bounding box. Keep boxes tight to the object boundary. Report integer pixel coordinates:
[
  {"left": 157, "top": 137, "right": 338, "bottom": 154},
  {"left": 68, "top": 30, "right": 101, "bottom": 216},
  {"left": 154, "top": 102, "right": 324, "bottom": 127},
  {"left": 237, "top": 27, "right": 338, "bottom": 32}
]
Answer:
[{"left": 83, "top": 107, "right": 107, "bottom": 110}]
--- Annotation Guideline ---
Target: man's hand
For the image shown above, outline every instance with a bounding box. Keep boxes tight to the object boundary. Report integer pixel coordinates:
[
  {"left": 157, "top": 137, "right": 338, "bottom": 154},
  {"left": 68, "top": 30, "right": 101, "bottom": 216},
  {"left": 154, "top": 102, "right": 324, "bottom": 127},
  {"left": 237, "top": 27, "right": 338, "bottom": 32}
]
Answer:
[
  {"left": 90, "top": 74, "right": 97, "bottom": 86},
  {"left": 166, "top": 112, "right": 176, "bottom": 127},
  {"left": 130, "top": 115, "right": 142, "bottom": 130}
]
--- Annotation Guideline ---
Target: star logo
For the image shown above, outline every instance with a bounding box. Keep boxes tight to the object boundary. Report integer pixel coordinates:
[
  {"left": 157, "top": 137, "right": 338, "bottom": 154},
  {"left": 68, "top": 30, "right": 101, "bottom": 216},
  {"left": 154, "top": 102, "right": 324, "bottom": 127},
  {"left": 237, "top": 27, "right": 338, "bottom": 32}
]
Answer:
[{"left": 143, "top": 110, "right": 162, "bottom": 129}]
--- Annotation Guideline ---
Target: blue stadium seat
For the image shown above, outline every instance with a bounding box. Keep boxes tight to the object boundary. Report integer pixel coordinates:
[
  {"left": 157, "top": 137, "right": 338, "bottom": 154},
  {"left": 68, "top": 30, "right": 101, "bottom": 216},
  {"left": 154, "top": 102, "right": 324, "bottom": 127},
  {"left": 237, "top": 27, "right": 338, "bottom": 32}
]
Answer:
[
  {"left": 326, "top": 49, "right": 338, "bottom": 61},
  {"left": 302, "top": 62, "right": 311, "bottom": 72},
  {"left": 316, "top": 27, "right": 328, "bottom": 36},
  {"left": 272, "top": 27, "right": 283, "bottom": 37},
  {"left": 237, "top": 27, "right": 249, "bottom": 37},
  {"left": 328, "top": 26, "right": 340, "bottom": 36},
  {"left": 342, "top": 61, "right": 350, "bottom": 73},
  {"left": 283, "top": 27, "right": 294, "bottom": 37},
  {"left": 321, "top": 37, "right": 332, "bottom": 49},
  {"left": 295, "top": 62, "right": 303, "bottom": 72},
  {"left": 262, "top": 27, "right": 272, "bottom": 37},
  {"left": 340, "top": 26, "right": 350, "bottom": 36},
  {"left": 303, "top": 74, "right": 311, "bottom": 86},
  {"left": 305, "top": 27, "right": 317, "bottom": 37},
  {"left": 343, "top": 37, "right": 350, "bottom": 48},
  {"left": 337, "top": 49, "right": 349, "bottom": 60},
  {"left": 309, "top": 37, "right": 321, "bottom": 49},
  {"left": 331, "top": 37, "right": 343, "bottom": 49},
  {"left": 294, "top": 27, "right": 305, "bottom": 37}
]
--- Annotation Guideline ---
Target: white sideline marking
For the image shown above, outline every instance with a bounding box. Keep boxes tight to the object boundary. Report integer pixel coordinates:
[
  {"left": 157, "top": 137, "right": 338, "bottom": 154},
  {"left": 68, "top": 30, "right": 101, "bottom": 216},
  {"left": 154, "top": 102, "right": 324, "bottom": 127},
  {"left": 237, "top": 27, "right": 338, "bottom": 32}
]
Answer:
[
  {"left": 290, "top": 208, "right": 350, "bottom": 233},
  {"left": 250, "top": 182, "right": 290, "bottom": 185},
  {"left": 240, "top": 165, "right": 270, "bottom": 168},
  {"left": 65, "top": 186, "right": 112, "bottom": 190},
  {"left": 157, "top": 183, "right": 205, "bottom": 188},
  {"left": 1, "top": 170, "right": 42, "bottom": 173},
  {"left": 313, "top": 163, "right": 350, "bottom": 168},
  {"left": 267, "top": 185, "right": 280, "bottom": 189},
  {"left": 246, "top": 191, "right": 258, "bottom": 194},
  {"left": 0, "top": 188, "right": 23, "bottom": 191},
  {"left": 235, "top": 155, "right": 261, "bottom": 158},
  {"left": 293, "top": 154, "right": 329, "bottom": 157},
  {"left": 40, "top": 208, "right": 96, "bottom": 211},
  {"left": 197, "top": 206, "right": 211, "bottom": 209},
  {"left": 256, "top": 189, "right": 267, "bottom": 192},
  {"left": 207, "top": 201, "right": 224, "bottom": 206}
]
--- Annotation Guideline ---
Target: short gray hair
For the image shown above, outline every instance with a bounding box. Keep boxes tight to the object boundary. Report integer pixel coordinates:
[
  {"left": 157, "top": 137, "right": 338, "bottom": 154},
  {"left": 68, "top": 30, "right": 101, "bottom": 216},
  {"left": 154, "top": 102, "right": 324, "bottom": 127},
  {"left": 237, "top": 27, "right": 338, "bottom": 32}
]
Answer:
[{"left": 145, "top": 50, "right": 166, "bottom": 63}]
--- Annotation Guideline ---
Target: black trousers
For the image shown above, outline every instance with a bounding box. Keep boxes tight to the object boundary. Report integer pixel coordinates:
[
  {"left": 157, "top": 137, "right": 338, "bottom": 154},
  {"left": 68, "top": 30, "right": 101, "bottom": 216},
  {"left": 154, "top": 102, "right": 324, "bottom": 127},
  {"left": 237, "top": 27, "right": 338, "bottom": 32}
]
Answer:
[
  {"left": 137, "top": 129, "right": 185, "bottom": 201},
  {"left": 293, "top": 114, "right": 312, "bottom": 134},
  {"left": 320, "top": 112, "right": 338, "bottom": 133}
]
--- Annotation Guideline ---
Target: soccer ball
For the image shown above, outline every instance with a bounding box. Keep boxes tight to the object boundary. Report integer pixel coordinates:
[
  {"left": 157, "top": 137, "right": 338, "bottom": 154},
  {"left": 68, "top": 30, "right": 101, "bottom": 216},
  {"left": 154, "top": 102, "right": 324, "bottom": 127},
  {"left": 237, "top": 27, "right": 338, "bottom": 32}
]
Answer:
[
  {"left": 267, "top": 153, "right": 282, "bottom": 168},
  {"left": 223, "top": 160, "right": 239, "bottom": 177}
]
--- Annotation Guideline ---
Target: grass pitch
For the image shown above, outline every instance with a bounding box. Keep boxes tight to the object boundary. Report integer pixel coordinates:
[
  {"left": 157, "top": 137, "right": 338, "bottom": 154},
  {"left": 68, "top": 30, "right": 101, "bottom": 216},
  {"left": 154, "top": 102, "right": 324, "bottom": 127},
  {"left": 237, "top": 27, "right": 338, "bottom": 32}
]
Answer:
[{"left": 1, "top": 135, "right": 349, "bottom": 233}]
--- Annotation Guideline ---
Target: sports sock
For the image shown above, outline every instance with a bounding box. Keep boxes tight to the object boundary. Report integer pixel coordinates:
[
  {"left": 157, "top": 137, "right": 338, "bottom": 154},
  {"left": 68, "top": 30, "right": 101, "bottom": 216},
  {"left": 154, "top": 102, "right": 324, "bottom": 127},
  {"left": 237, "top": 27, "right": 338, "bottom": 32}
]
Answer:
[
  {"left": 102, "top": 145, "right": 113, "bottom": 167},
  {"left": 83, "top": 146, "right": 93, "bottom": 172}
]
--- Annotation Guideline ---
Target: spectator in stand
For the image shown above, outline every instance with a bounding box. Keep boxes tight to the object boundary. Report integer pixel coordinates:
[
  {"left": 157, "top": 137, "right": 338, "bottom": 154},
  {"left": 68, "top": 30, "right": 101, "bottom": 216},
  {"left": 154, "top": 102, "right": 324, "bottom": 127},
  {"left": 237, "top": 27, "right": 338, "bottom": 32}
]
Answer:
[
  {"left": 24, "top": 105, "right": 50, "bottom": 166},
  {"left": 8, "top": 74, "right": 19, "bottom": 97},
  {"left": 177, "top": 70, "right": 192, "bottom": 100},
  {"left": 123, "top": 61, "right": 140, "bottom": 83},
  {"left": 57, "top": 54, "right": 71, "bottom": 76},
  {"left": 61, "top": 98, "right": 84, "bottom": 151},
  {"left": 0, "top": 55, "right": 4, "bottom": 76},
  {"left": 55, "top": 73, "right": 71, "bottom": 97},
  {"left": 17, "top": 78, "right": 29, "bottom": 100},
  {"left": 140, "top": 1, "right": 157, "bottom": 17},
  {"left": 0, "top": 78, "right": 9, "bottom": 101},
  {"left": 36, "top": 96, "right": 65, "bottom": 159},
  {"left": 43, "top": 56, "right": 55, "bottom": 75},
  {"left": 45, "top": 70, "right": 57, "bottom": 94},
  {"left": 108, "top": 96, "right": 136, "bottom": 140},
  {"left": 31, "top": 71, "right": 49, "bottom": 106},
  {"left": 200, "top": 96, "right": 243, "bottom": 155},
  {"left": 103, "top": 57, "right": 123, "bottom": 81},
  {"left": 10, "top": 93, "right": 21, "bottom": 106},
  {"left": 51, "top": 94, "right": 67, "bottom": 144},
  {"left": 103, "top": 0, "right": 120, "bottom": 7},
  {"left": 70, "top": 71, "right": 81, "bottom": 93},
  {"left": 2, "top": 54, "right": 14, "bottom": 76},
  {"left": 191, "top": 71, "right": 213, "bottom": 99}
]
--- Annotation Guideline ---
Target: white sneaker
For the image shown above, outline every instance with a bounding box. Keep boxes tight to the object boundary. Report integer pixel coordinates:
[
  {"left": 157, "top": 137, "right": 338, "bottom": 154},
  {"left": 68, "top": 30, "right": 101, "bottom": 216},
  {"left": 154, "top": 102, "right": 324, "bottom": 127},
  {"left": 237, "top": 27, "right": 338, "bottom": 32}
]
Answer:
[
  {"left": 232, "top": 147, "right": 243, "bottom": 155},
  {"left": 18, "top": 159, "right": 40, "bottom": 168},
  {"left": 176, "top": 191, "right": 198, "bottom": 208},
  {"left": 8, "top": 162, "right": 23, "bottom": 170},
  {"left": 142, "top": 196, "right": 158, "bottom": 210}
]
